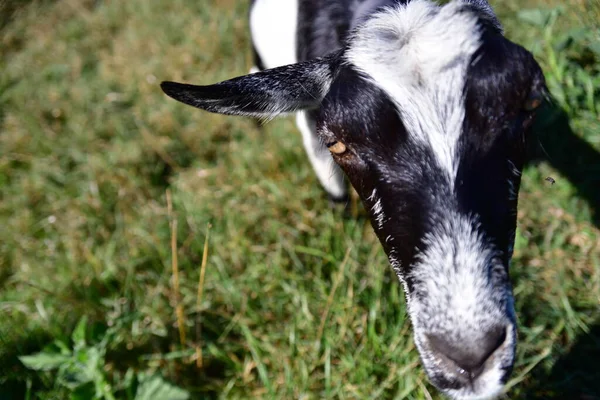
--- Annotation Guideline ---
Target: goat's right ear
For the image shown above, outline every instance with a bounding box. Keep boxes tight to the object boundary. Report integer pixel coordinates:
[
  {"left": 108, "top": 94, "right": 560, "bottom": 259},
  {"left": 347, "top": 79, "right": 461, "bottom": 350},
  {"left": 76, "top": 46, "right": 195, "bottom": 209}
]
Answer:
[{"left": 161, "top": 51, "right": 341, "bottom": 118}]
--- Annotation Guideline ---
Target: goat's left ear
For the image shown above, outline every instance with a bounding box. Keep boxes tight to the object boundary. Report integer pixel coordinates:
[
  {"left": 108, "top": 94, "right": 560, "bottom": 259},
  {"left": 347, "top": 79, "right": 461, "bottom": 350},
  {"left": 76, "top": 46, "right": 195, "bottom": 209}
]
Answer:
[{"left": 161, "top": 51, "right": 341, "bottom": 118}]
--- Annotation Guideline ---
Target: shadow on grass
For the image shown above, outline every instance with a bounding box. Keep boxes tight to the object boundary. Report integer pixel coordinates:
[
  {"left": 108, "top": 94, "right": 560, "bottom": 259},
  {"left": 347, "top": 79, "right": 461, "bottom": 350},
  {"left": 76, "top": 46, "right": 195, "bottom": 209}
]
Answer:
[
  {"left": 522, "top": 321, "right": 600, "bottom": 399},
  {"left": 527, "top": 101, "right": 600, "bottom": 227},
  {"left": 517, "top": 100, "right": 600, "bottom": 398}
]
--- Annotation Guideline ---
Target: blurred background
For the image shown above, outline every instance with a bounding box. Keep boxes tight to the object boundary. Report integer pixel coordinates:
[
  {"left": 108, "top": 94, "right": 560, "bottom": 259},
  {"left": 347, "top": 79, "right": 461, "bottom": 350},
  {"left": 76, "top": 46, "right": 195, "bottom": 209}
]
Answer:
[{"left": 0, "top": 0, "right": 599, "bottom": 398}]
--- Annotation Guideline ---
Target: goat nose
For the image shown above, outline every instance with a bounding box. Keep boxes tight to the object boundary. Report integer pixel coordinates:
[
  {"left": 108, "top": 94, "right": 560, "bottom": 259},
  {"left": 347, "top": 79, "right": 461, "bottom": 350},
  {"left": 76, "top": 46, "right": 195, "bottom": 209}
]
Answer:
[{"left": 427, "top": 325, "right": 507, "bottom": 379}]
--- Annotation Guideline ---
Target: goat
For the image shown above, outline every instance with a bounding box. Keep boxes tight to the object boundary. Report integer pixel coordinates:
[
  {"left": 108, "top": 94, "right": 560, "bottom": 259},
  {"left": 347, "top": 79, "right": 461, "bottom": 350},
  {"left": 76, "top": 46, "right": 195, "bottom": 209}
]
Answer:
[{"left": 160, "top": 0, "right": 546, "bottom": 398}]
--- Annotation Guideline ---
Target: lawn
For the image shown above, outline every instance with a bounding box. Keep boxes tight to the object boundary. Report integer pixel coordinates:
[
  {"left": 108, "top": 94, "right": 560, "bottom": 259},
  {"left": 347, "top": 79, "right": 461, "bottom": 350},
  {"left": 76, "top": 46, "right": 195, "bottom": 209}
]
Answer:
[{"left": 0, "top": 0, "right": 599, "bottom": 399}]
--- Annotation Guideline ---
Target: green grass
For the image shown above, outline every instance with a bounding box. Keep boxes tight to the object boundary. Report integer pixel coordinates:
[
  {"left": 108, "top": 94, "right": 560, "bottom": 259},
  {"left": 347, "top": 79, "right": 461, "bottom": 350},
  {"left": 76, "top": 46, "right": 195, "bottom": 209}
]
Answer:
[{"left": 0, "top": 0, "right": 599, "bottom": 399}]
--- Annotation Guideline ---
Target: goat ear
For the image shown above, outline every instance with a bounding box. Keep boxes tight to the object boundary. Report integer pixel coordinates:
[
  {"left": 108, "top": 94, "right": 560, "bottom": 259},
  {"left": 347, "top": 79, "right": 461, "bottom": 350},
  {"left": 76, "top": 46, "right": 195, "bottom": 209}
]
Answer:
[
  {"left": 461, "top": 0, "right": 503, "bottom": 34},
  {"left": 161, "top": 52, "right": 341, "bottom": 118}
]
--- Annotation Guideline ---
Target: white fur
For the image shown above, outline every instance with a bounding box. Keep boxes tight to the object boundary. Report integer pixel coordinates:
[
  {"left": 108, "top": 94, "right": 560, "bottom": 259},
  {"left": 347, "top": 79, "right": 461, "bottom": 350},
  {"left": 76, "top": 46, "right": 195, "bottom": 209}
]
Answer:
[
  {"left": 250, "top": 0, "right": 299, "bottom": 69},
  {"left": 346, "top": 0, "right": 482, "bottom": 186},
  {"left": 410, "top": 213, "right": 504, "bottom": 332},
  {"left": 251, "top": 0, "right": 347, "bottom": 198},
  {"left": 507, "top": 159, "right": 521, "bottom": 177},
  {"left": 368, "top": 189, "right": 386, "bottom": 229},
  {"left": 367, "top": 188, "right": 378, "bottom": 202},
  {"left": 409, "top": 211, "right": 513, "bottom": 400}
]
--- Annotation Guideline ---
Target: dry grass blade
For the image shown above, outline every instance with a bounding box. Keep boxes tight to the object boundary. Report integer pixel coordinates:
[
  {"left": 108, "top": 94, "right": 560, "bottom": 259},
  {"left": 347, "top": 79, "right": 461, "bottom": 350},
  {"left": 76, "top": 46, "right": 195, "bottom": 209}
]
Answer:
[
  {"left": 167, "top": 189, "right": 186, "bottom": 347},
  {"left": 418, "top": 379, "right": 434, "bottom": 400},
  {"left": 197, "top": 224, "right": 211, "bottom": 309},
  {"left": 195, "top": 223, "right": 211, "bottom": 368}
]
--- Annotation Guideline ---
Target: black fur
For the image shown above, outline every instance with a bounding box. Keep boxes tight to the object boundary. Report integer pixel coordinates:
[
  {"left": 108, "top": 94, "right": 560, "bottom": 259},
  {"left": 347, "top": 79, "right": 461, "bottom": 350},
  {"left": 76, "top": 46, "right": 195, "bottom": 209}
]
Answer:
[
  {"left": 318, "top": 65, "right": 450, "bottom": 290},
  {"left": 252, "top": 45, "right": 266, "bottom": 71},
  {"left": 456, "top": 27, "right": 545, "bottom": 265},
  {"left": 296, "top": 0, "right": 404, "bottom": 61}
]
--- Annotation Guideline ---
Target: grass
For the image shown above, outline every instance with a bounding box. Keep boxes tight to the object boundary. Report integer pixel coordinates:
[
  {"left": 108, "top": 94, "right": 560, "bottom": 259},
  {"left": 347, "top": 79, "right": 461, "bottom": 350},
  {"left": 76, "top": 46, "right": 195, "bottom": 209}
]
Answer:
[{"left": 0, "top": 0, "right": 598, "bottom": 399}]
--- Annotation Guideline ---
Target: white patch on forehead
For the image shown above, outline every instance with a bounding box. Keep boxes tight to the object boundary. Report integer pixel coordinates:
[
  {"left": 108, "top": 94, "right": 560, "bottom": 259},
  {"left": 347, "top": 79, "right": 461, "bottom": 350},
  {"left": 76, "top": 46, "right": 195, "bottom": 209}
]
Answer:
[{"left": 346, "top": 0, "right": 482, "bottom": 185}]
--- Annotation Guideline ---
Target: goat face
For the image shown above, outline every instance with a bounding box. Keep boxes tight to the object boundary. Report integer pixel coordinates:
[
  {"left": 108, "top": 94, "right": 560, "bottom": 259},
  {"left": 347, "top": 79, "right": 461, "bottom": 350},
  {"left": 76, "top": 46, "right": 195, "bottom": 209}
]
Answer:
[
  {"left": 161, "top": 2, "right": 545, "bottom": 398},
  {"left": 322, "top": 3, "right": 546, "bottom": 398}
]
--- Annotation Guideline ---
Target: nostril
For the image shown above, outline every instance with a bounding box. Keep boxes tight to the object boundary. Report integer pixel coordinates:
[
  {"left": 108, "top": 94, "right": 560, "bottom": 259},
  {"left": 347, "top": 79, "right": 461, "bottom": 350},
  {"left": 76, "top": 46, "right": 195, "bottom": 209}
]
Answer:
[{"left": 427, "top": 325, "right": 507, "bottom": 378}]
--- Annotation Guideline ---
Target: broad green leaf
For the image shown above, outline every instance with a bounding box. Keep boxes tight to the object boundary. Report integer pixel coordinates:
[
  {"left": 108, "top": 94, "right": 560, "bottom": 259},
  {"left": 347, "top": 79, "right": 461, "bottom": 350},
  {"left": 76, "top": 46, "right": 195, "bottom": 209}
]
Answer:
[{"left": 19, "top": 352, "right": 70, "bottom": 371}]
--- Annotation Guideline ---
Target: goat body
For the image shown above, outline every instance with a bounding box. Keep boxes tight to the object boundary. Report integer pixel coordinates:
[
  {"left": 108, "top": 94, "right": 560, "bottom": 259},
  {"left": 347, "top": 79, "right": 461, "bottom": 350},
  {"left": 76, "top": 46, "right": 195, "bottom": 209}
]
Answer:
[{"left": 161, "top": 1, "right": 546, "bottom": 398}]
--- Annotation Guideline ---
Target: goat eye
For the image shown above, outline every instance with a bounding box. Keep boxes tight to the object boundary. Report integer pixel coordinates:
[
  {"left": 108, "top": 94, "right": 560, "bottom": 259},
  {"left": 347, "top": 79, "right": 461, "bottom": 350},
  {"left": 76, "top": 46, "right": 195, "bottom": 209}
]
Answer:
[
  {"left": 327, "top": 141, "right": 347, "bottom": 155},
  {"left": 523, "top": 92, "right": 543, "bottom": 111}
]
